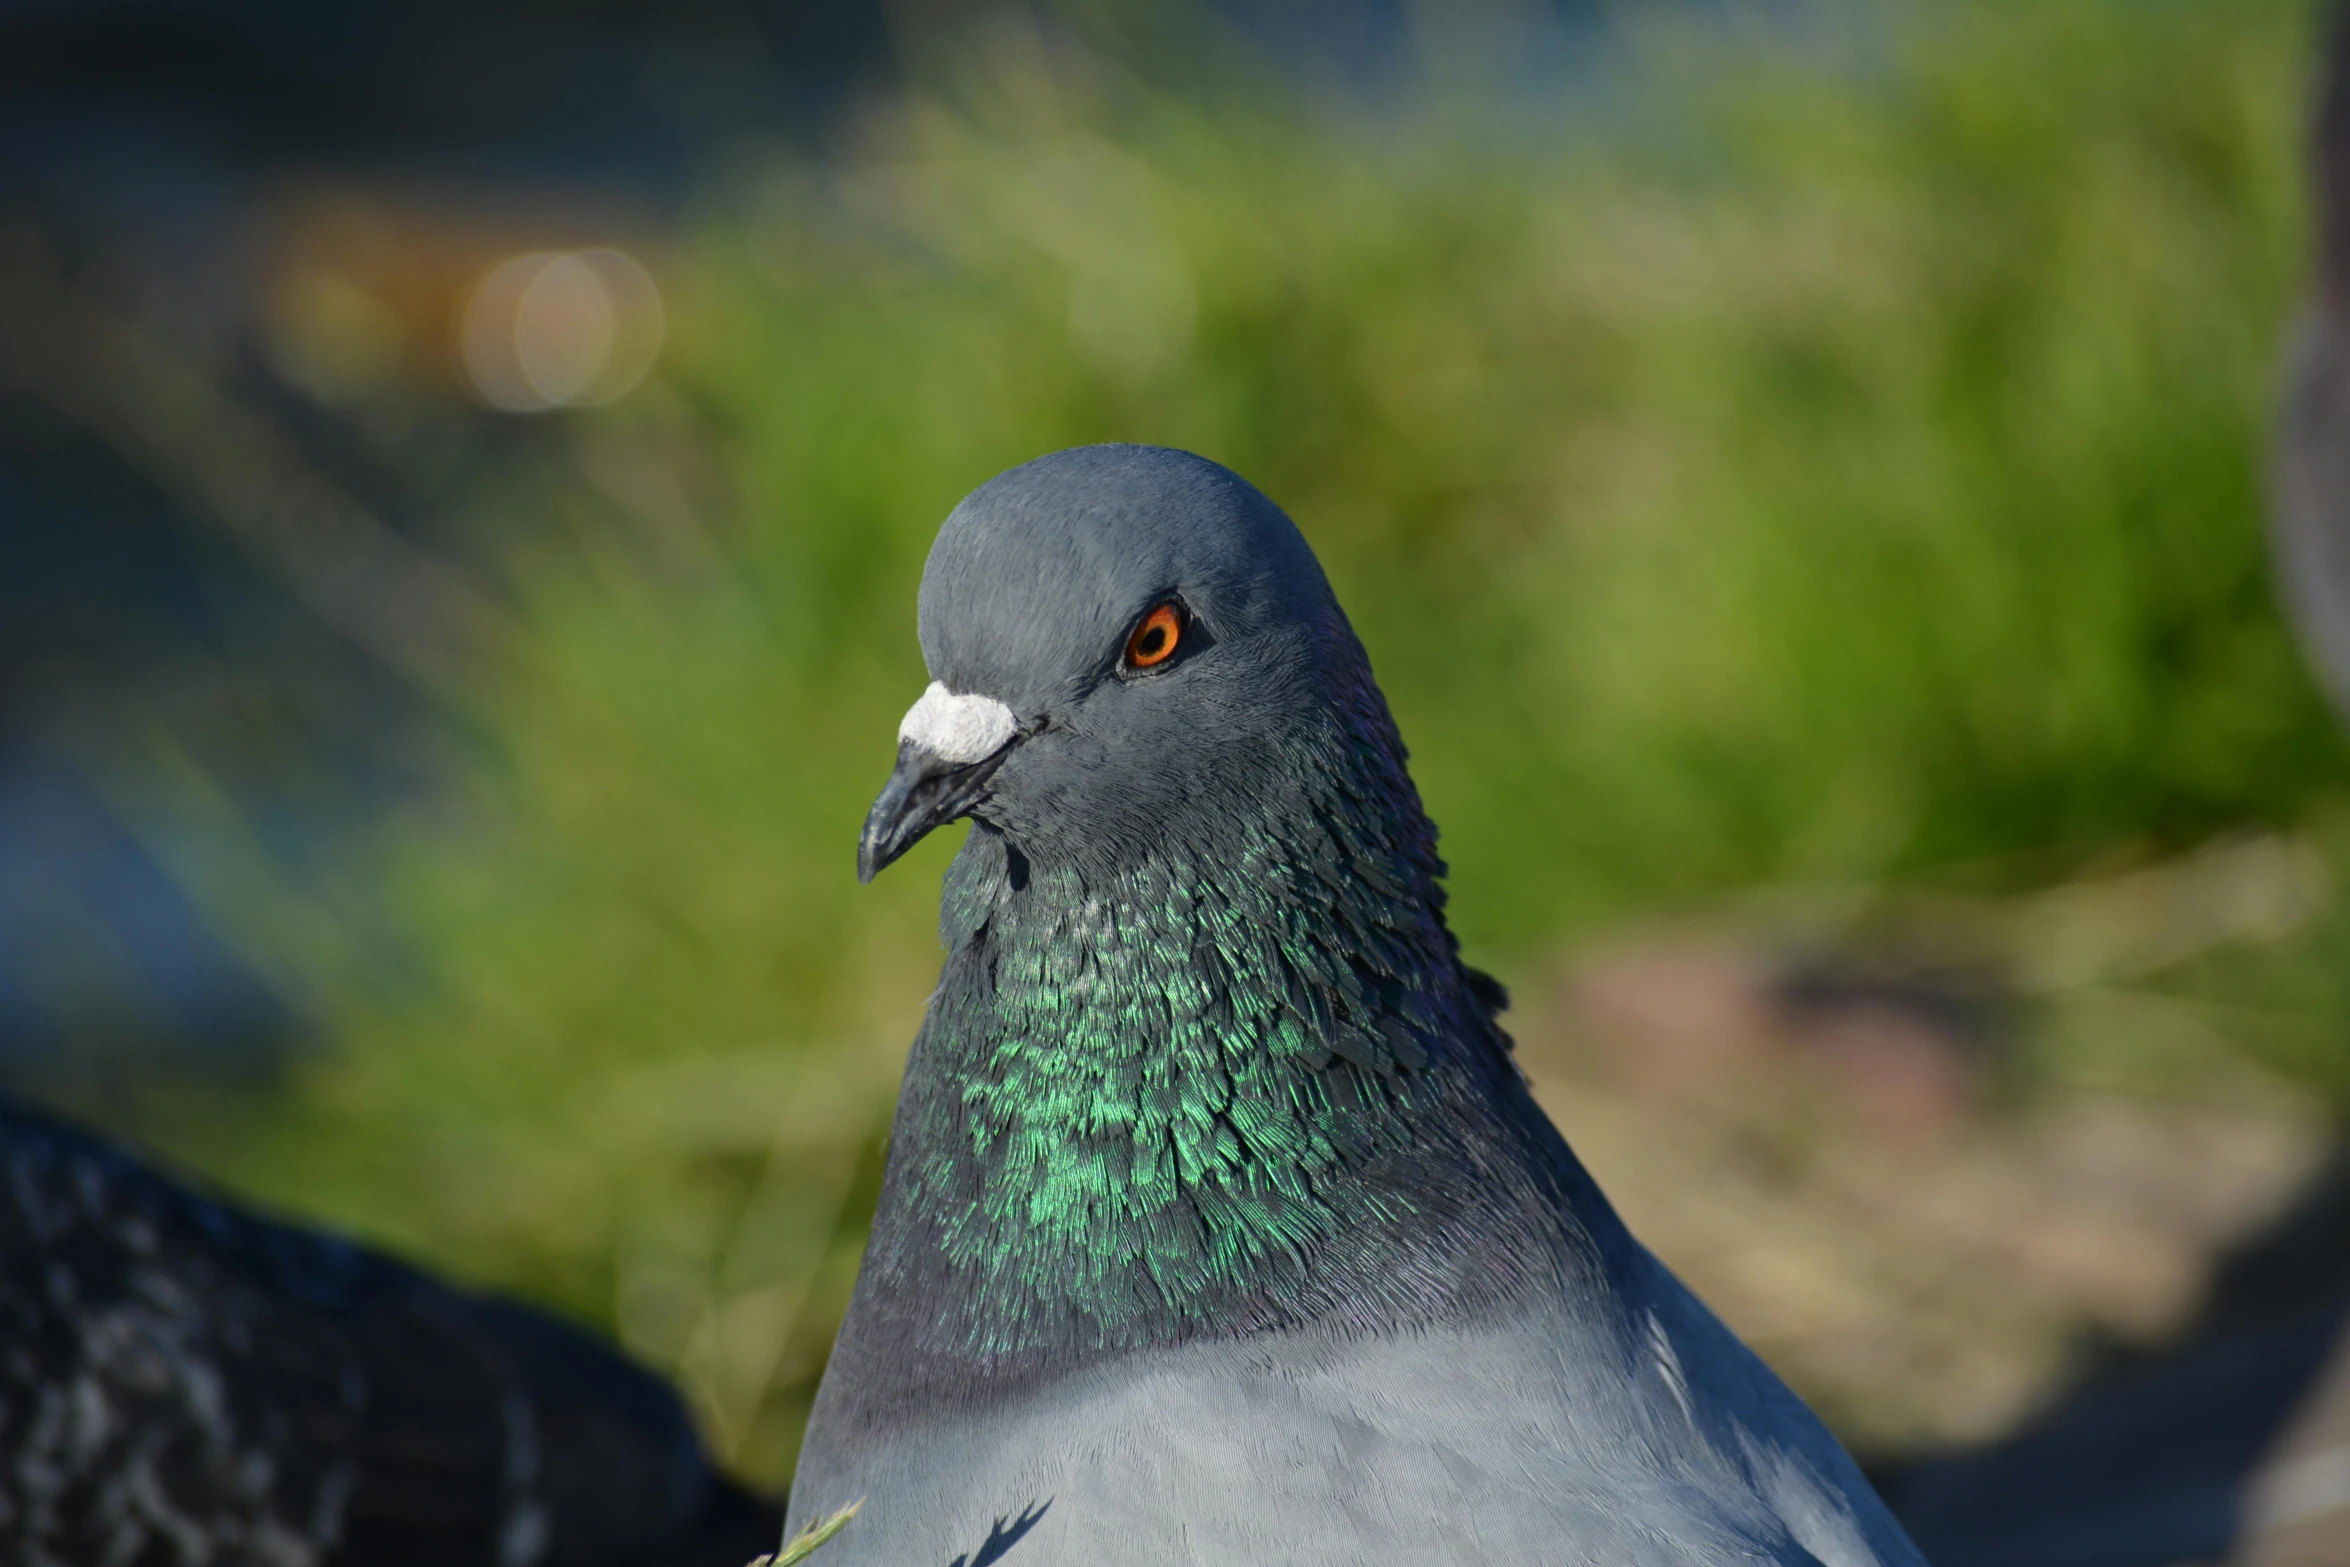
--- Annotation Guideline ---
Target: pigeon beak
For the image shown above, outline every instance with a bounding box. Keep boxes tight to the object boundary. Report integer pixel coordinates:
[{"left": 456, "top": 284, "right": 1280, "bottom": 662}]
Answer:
[
  {"left": 857, "top": 739, "right": 1015, "bottom": 882},
  {"left": 858, "top": 683, "right": 1022, "bottom": 884}
]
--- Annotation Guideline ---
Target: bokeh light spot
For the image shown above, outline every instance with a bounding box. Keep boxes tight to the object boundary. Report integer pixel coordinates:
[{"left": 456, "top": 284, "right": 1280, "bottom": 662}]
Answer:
[{"left": 460, "top": 247, "right": 664, "bottom": 412}]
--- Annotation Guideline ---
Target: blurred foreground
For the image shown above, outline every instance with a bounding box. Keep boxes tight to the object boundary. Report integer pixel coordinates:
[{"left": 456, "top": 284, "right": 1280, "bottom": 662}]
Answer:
[{"left": 5, "top": 0, "right": 2344, "bottom": 1506}]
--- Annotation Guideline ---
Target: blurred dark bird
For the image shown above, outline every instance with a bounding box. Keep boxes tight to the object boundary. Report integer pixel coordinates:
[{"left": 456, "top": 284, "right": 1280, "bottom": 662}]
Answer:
[
  {"left": 1873, "top": 1149, "right": 2350, "bottom": 1565},
  {"left": 786, "top": 445, "right": 1927, "bottom": 1564},
  {"left": 2276, "top": 0, "right": 2350, "bottom": 724},
  {"left": 0, "top": 1097, "right": 782, "bottom": 1567}
]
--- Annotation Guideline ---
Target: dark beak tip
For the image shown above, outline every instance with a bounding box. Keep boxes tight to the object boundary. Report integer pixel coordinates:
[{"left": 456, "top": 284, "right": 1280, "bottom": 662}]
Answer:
[
  {"left": 857, "top": 732, "right": 1015, "bottom": 886},
  {"left": 855, "top": 809, "right": 898, "bottom": 885}
]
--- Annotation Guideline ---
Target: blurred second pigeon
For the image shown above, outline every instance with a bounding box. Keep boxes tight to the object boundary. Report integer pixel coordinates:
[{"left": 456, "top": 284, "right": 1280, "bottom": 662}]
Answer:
[{"left": 0, "top": 1098, "right": 781, "bottom": 1567}]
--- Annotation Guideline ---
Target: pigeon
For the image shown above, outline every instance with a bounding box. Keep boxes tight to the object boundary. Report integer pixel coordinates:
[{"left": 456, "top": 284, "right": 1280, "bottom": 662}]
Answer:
[
  {"left": 786, "top": 445, "right": 1928, "bottom": 1565},
  {"left": 0, "top": 1095, "right": 782, "bottom": 1567}
]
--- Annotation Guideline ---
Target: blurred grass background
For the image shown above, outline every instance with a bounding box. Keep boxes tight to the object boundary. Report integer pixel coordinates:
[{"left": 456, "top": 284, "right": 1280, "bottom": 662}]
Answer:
[{"left": 42, "top": 0, "right": 2348, "bottom": 1487}]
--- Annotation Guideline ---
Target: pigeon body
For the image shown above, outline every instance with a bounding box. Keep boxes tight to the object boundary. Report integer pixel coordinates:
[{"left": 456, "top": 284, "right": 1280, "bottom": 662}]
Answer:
[
  {"left": 793, "top": 446, "right": 1925, "bottom": 1564},
  {"left": 0, "top": 1097, "right": 781, "bottom": 1567}
]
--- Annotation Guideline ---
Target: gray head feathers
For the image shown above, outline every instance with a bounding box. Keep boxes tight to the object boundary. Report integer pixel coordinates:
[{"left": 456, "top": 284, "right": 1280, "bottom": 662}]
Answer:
[
  {"left": 866, "top": 444, "right": 1374, "bottom": 881},
  {"left": 917, "top": 444, "right": 1338, "bottom": 715}
]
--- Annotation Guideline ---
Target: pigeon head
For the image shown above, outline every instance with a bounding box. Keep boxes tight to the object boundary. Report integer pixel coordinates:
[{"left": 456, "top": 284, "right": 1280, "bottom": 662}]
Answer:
[{"left": 859, "top": 444, "right": 1359, "bottom": 882}]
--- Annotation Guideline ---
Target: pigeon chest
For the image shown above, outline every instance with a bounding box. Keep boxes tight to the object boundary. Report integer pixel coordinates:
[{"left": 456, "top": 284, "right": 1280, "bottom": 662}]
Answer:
[{"left": 787, "top": 1300, "right": 1917, "bottom": 1567}]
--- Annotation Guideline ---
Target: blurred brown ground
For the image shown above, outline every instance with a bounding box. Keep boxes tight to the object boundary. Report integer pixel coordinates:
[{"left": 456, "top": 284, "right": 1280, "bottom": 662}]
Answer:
[
  {"left": 1505, "top": 846, "right": 2350, "bottom": 1559},
  {"left": 1519, "top": 934, "right": 2326, "bottom": 1455}
]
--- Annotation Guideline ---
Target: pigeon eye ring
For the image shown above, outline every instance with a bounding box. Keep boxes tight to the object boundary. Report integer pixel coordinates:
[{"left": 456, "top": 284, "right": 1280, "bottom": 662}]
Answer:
[{"left": 1123, "top": 602, "right": 1185, "bottom": 671}]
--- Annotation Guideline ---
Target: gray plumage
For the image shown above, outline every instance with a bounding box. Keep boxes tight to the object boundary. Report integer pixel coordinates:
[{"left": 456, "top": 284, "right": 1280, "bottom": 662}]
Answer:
[{"left": 793, "top": 445, "right": 1925, "bottom": 1565}]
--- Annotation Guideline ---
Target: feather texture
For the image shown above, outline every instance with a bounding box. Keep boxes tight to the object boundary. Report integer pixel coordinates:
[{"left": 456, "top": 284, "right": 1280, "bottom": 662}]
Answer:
[
  {"left": 790, "top": 446, "right": 1927, "bottom": 1565},
  {"left": 0, "top": 1098, "right": 781, "bottom": 1567}
]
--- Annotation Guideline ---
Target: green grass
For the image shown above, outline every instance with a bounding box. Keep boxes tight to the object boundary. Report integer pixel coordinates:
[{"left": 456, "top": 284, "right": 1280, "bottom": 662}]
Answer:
[
  {"left": 112, "top": 0, "right": 2339, "bottom": 1488},
  {"left": 758, "top": 1501, "right": 859, "bottom": 1565}
]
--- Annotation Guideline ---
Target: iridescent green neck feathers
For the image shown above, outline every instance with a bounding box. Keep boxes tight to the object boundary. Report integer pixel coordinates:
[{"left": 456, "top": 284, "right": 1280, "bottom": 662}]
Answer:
[{"left": 844, "top": 664, "right": 1609, "bottom": 1371}]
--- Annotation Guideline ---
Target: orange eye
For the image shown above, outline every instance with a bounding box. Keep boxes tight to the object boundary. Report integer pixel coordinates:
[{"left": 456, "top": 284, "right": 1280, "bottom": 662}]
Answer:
[{"left": 1124, "top": 603, "right": 1183, "bottom": 670}]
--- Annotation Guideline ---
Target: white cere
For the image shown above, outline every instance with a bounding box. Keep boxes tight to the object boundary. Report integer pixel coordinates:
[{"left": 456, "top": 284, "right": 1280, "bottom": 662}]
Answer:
[{"left": 898, "top": 681, "right": 1017, "bottom": 764}]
